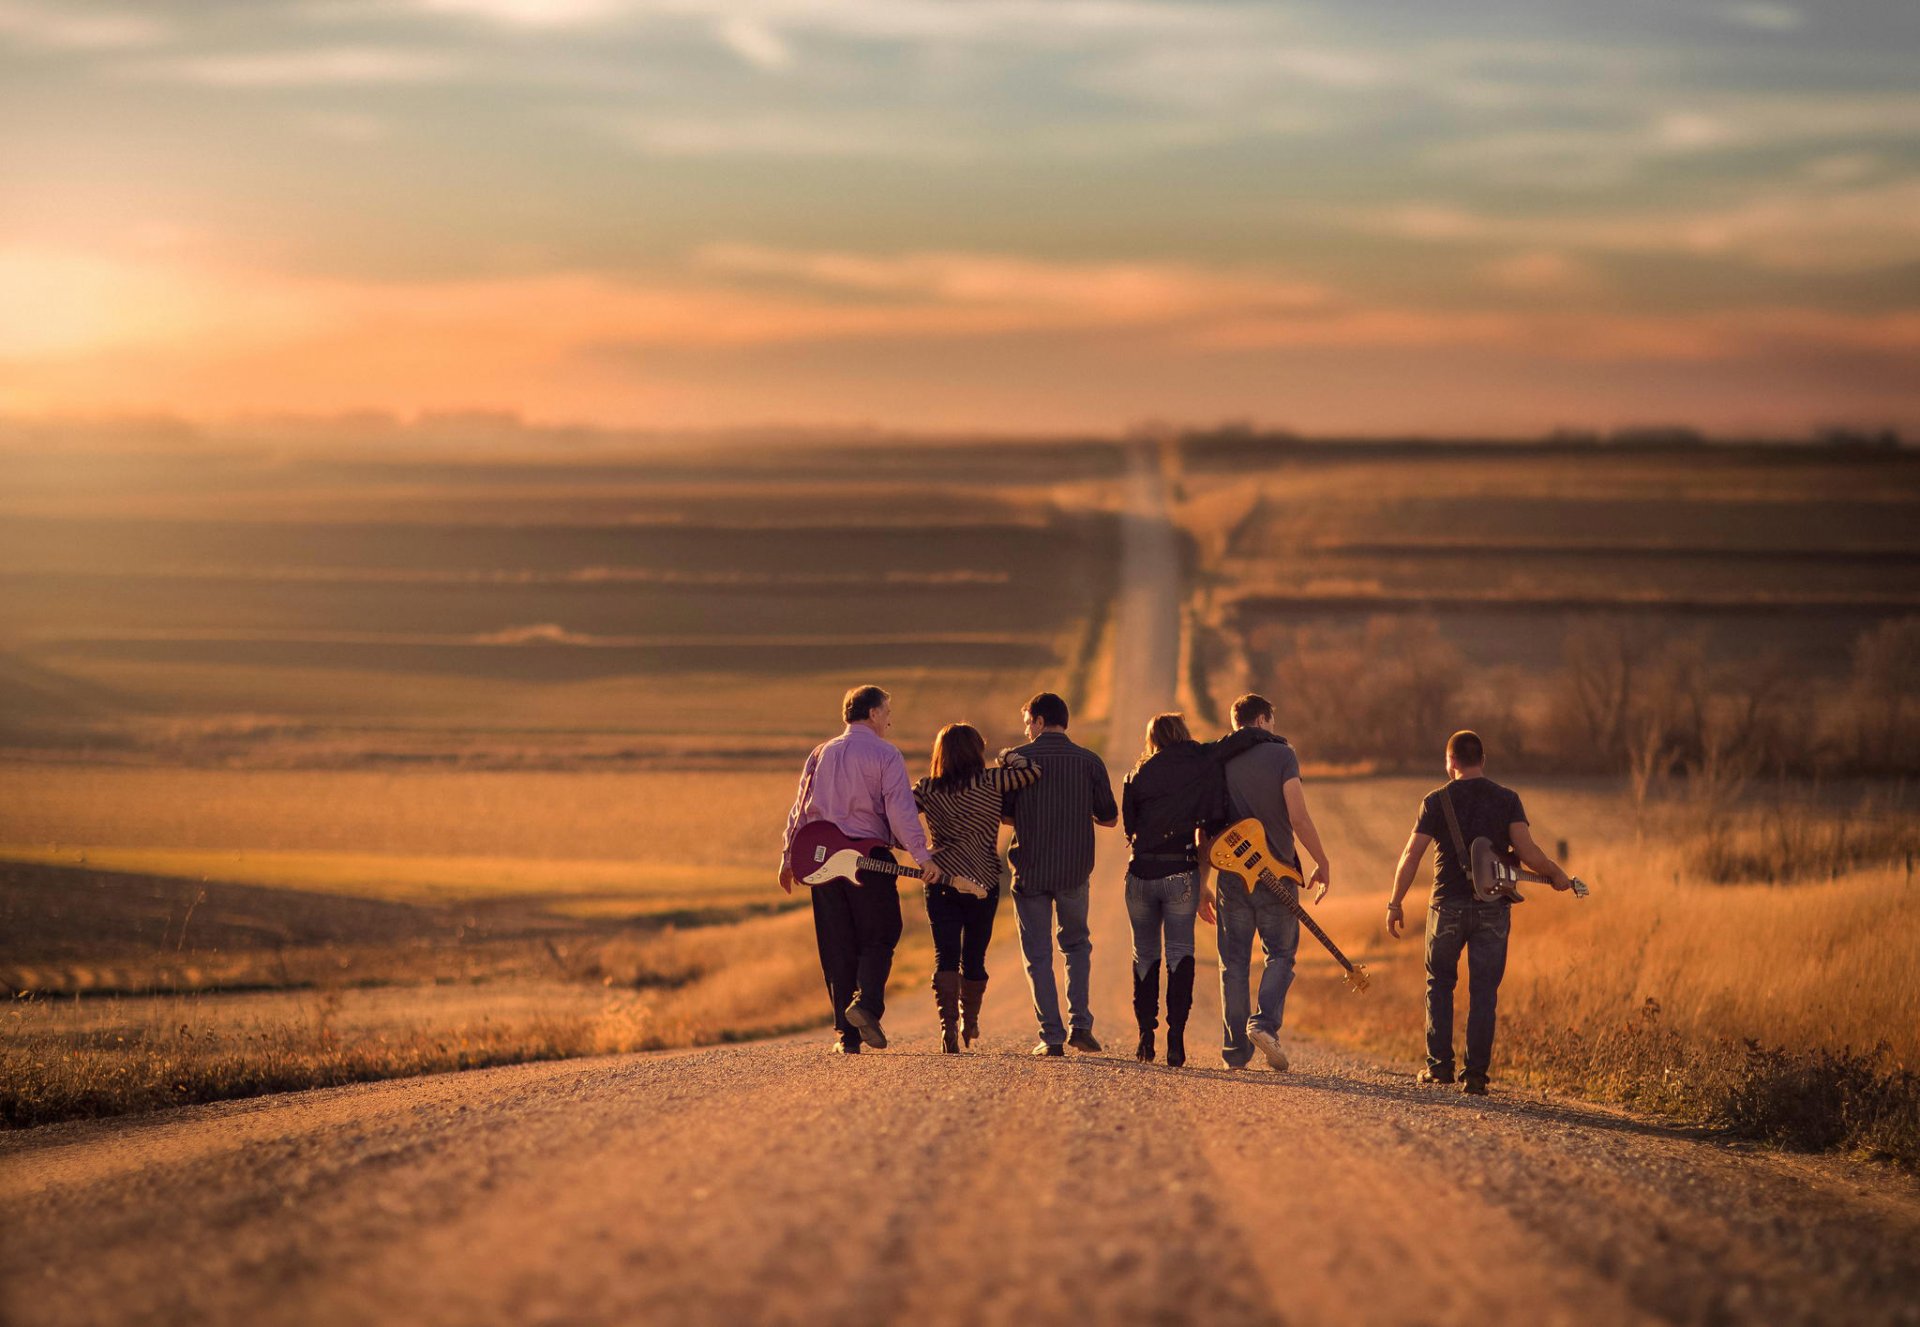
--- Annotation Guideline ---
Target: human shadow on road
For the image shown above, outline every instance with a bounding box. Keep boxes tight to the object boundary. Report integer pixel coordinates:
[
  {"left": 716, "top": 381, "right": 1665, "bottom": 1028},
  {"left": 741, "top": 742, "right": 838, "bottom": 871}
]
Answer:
[{"left": 958, "top": 1043, "right": 1717, "bottom": 1147}]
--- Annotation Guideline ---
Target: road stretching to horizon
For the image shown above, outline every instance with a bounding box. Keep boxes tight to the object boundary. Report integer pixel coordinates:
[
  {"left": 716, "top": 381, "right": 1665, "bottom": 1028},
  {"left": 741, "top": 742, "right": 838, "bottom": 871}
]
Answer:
[{"left": 3, "top": 448, "right": 1917, "bottom": 1327}]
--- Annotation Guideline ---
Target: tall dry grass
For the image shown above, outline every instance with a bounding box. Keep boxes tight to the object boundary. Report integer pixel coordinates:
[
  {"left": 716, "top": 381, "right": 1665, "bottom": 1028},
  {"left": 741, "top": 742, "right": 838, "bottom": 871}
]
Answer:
[
  {"left": 2, "top": 898, "right": 934, "bottom": 1128},
  {"left": 1286, "top": 778, "right": 1920, "bottom": 1164}
]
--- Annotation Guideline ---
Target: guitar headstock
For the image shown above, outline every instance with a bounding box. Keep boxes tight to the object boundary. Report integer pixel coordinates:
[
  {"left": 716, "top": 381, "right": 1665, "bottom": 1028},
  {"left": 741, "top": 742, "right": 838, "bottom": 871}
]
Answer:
[
  {"left": 1343, "top": 964, "right": 1370, "bottom": 994},
  {"left": 1569, "top": 877, "right": 1590, "bottom": 899}
]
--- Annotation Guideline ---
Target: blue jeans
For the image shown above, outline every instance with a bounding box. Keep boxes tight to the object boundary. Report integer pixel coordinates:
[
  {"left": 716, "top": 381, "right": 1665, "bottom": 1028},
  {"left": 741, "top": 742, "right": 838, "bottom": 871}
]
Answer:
[
  {"left": 1216, "top": 874, "right": 1299, "bottom": 1067},
  {"left": 1424, "top": 898, "right": 1512, "bottom": 1079},
  {"left": 1124, "top": 872, "right": 1198, "bottom": 977},
  {"left": 1014, "top": 884, "right": 1093, "bottom": 1046}
]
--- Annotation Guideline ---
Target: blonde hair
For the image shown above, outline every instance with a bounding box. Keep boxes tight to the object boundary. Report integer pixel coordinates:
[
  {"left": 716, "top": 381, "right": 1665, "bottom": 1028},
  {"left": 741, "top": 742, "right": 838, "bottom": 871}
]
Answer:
[{"left": 1134, "top": 711, "right": 1191, "bottom": 772}]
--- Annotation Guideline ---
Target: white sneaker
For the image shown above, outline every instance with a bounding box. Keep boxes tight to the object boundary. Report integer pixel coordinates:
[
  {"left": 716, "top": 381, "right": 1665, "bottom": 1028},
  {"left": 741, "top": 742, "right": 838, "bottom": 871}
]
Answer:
[{"left": 1248, "top": 1027, "right": 1289, "bottom": 1071}]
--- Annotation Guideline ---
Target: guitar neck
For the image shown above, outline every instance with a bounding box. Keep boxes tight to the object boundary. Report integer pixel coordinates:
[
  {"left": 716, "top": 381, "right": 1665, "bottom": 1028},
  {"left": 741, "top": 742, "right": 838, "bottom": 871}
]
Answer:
[
  {"left": 856, "top": 856, "right": 922, "bottom": 880},
  {"left": 1255, "top": 868, "right": 1358, "bottom": 975}
]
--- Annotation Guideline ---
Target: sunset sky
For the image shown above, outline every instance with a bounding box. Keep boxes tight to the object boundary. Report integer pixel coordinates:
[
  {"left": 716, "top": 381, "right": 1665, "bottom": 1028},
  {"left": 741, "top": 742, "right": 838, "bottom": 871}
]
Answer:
[{"left": 2, "top": 0, "right": 1917, "bottom": 435}]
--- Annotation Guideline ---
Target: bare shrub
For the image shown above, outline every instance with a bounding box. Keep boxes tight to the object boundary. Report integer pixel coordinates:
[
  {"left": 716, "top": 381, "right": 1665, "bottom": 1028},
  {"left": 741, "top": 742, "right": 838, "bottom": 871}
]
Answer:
[
  {"left": 1688, "top": 789, "right": 1920, "bottom": 884},
  {"left": 1846, "top": 617, "right": 1920, "bottom": 774},
  {"left": 1257, "top": 616, "right": 1466, "bottom": 769}
]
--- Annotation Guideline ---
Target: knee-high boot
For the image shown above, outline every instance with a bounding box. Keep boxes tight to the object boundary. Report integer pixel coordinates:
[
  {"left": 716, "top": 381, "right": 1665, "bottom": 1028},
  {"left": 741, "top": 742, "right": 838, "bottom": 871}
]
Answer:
[
  {"left": 1165, "top": 956, "right": 1195, "bottom": 1068},
  {"left": 1132, "top": 960, "right": 1161, "bottom": 1063},
  {"left": 932, "top": 971, "right": 961, "bottom": 1054},
  {"left": 959, "top": 977, "right": 988, "bottom": 1048}
]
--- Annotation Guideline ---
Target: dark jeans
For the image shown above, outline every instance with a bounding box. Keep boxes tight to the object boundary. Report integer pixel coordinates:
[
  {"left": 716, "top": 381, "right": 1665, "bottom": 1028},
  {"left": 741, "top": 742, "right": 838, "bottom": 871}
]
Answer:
[
  {"left": 925, "top": 886, "right": 999, "bottom": 981},
  {"left": 811, "top": 873, "right": 904, "bottom": 1048},
  {"left": 1013, "top": 883, "right": 1093, "bottom": 1046},
  {"left": 1424, "top": 898, "right": 1511, "bottom": 1079}
]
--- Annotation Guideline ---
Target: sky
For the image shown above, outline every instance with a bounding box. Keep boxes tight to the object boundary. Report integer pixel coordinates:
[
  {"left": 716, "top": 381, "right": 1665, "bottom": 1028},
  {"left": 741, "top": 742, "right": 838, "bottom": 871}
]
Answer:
[{"left": 2, "top": 0, "right": 1918, "bottom": 436}]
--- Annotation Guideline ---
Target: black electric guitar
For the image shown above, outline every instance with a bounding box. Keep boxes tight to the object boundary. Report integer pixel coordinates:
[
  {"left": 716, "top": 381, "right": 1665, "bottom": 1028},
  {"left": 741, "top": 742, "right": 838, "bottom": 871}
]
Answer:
[
  {"left": 785, "top": 821, "right": 988, "bottom": 898},
  {"left": 1209, "top": 818, "right": 1369, "bottom": 993}
]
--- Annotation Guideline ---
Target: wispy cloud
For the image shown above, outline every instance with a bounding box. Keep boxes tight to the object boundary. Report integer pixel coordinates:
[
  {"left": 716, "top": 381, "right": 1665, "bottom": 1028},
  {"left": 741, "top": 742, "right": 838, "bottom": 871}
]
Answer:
[
  {"left": 601, "top": 115, "right": 957, "bottom": 158},
  {"left": 1363, "top": 178, "right": 1920, "bottom": 273},
  {"left": 123, "top": 46, "right": 462, "bottom": 88},
  {"left": 696, "top": 244, "right": 1330, "bottom": 322},
  {"left": 714, "top": 16, "right": 791, "bottom": 71},
  {"left": 1720, "top": 3, "right": 1806, "bottom": 32},
  {"left": 0, "top": 1, "right": 168, "bottom": 51}
]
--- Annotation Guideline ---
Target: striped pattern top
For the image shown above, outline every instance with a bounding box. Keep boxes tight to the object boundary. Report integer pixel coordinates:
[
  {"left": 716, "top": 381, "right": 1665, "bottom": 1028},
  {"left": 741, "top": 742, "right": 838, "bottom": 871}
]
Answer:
[{"left": 912, "top": 755, "right": 1041, "bottom": 897}]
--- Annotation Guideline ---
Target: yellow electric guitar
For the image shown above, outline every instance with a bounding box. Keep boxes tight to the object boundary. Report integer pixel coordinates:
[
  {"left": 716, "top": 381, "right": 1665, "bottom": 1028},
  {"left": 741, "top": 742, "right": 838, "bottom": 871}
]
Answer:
[{"left": 1209, "top": 818, "right": 1370, "bottom": 993}]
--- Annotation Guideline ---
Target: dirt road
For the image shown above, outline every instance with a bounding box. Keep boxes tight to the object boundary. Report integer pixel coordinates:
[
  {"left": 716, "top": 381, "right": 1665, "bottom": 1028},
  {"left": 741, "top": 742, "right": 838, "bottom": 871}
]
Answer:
[{"left": 3, "top": 450, "right": 1917, "bottom": 1327}]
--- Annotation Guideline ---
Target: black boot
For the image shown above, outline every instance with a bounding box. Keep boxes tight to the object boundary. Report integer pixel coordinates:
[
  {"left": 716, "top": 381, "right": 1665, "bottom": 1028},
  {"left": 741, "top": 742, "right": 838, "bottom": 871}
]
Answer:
[
  {"left": 933, "top": 971, "right": 961, "bottom": 1054},
  {"left": 1132, "top": 960, "right": 1160, "bottom": 1063},
  {"left": 959, "top": 977, "right": 988, "bottom": 1048},
  {"left": 1165, "top": 956, "right": 1195, "bottom": 1068}
]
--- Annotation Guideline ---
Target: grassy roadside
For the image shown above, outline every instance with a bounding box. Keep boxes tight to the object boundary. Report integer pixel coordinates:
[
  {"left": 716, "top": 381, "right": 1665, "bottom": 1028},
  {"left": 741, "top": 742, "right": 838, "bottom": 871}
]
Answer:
[{"left": 2, "top": 905, "right": 937, "bottom": 1129}]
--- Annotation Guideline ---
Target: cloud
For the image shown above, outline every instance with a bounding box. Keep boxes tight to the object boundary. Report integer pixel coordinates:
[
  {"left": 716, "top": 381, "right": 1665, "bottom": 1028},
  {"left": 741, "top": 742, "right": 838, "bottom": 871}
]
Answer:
[
  {"left": 694, "top": 244, "right": 1330, "bottom": 322},
  {"left": 1078, "top": 42, "right": 1391, "bottom": 108},
  {"left": 123, "top": 46, "right": 462, "bottom": 88},
  {"left": 1362, "top": 178, "right": 1920, "bottom": 273},
  {"left": 404, "top": 0, "right": 1252, "bottom": 44},
  {"left": 1427, "top": 94, "right": 1920, "bottom": 189},
  {"left": 0, "top": 1, "right": 168, "bottom": 50},
  {"left": 298, "top": 111, "right": 392, "bottom": 142},
  {"left": 411, "top": 0, "right": 628, "bottom": 26},
  {"left": 602, "top": 115, "right": 955, "bottom": 158},
  {"left": 1720, "top": 4, "right": 1806, "bottom": 32},
  {"left": 714, "top": 16, "right": 792, "bottom": 71},
  {"left": 1480, "top": 251, "right": 1603, "bottom": 296}
]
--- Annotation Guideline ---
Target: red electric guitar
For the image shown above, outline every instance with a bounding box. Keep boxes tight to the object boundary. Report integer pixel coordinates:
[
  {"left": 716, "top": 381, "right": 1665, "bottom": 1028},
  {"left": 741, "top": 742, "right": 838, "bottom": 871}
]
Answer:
[{"left": 785, "top": 822, "right": 988, "bottom": 898}]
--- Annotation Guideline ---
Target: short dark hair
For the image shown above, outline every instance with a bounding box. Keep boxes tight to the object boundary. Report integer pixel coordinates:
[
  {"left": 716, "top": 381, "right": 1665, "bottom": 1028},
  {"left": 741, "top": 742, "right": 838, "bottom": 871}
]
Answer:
[
  {"left": 1024, "top": 692, "right": 1069, "bottom": 730},
  {"left": 1231, "top": 693, "right": 1274, "bottom": 728},
  {"left": 843, "top": 684, "right": 889, "bottom": 723},
  {"left": 1447, "top": 729, "right": 1485, "bottom": 768}
]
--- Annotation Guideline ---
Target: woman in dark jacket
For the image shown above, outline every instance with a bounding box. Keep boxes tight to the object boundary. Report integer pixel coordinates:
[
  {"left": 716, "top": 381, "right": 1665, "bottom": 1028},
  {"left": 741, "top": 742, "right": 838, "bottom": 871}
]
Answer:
[
  {"left": 913, "top": 723, "right": 1040, "bottom": 1053},
  {"left": 1121, "top": 712, "right": 1231, "bottom": 1067}
]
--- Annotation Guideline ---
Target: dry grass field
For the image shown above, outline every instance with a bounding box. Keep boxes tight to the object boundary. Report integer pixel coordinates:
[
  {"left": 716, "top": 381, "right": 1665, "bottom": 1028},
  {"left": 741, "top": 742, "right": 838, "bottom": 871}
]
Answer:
[
  {"left": 0, "top": 436, "right": 1117, "bottom": 1124},
  {"left": 1167, "top": 435, "right": 1920, "bottom": 1162},
  {"left": 1176, "top": 441, "right": 1920, "bottom": 740},
  {"left": 5, "top": 433, "right": 1916, "bottom": 1164}
]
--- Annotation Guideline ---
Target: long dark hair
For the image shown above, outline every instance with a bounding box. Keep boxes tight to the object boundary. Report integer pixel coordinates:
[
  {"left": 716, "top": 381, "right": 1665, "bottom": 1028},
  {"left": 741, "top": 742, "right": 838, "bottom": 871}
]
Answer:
[
  {"left": 928, "top": 723, "right": 987, "bottom": 793},
  {"left": 1133, "top": 712, "right": 1191, "bottom": 773}
]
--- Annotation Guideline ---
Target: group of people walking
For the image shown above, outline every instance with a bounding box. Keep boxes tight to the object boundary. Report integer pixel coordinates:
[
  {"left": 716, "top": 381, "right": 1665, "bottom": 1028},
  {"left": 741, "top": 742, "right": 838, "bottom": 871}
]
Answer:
[{"left": 779, "top": 684, "right": 1575, "bottom": 1091}]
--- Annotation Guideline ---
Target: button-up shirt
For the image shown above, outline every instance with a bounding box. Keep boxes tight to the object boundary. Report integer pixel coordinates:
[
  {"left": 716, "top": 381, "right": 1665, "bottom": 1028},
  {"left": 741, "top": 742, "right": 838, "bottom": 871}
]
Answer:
[
  {"left": 782, "top": 724, "right": 932, "bottom": 862},
  {"left": 1001, "top": 730, "right": 1118, "bottom": 893}
]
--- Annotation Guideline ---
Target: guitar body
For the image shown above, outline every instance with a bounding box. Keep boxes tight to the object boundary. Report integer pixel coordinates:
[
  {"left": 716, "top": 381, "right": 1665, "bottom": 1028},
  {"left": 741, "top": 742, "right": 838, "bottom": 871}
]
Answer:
[
  {"left": 1470, "top": 836, "right": 1590, "bottom": 902},
  {"left": 1209, "top": 818, "right": 1369, "bottom": 992},
  {"left": 785, "top": 820, "right": 991, "bottom": 898},
  {"left": 1470, "top": 837, "right": 1525, "bottom": 904},
  {"left": 1210, "top": 818, "right": 1305, "bottom": 894},
  {"left": 789, "top": 821, "right": 897, "bottom": 888}
]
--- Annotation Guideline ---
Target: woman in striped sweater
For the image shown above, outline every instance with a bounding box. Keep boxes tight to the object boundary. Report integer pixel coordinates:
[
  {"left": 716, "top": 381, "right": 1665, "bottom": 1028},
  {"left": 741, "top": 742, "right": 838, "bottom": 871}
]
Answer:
[{"left": 913, "top": 724, "right": 1042, "bottom": 1053}]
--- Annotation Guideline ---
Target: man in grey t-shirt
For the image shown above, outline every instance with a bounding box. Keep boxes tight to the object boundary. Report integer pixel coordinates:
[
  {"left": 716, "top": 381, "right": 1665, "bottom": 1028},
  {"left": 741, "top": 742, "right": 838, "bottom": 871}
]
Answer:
[{"left": 1204, "top": 692, "right": 1334, "bottom": 1071}]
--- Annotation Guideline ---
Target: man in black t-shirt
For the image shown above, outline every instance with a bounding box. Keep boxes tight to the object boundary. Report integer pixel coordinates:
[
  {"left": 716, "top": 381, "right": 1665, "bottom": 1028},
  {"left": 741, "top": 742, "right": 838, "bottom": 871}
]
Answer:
[{"left": 1385, "top": 729, "right": 1573, "bottom": 1095}]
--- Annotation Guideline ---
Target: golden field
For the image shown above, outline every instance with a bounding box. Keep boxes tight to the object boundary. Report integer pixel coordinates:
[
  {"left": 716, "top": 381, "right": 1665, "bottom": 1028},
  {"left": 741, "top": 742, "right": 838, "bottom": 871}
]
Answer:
[{"left": 4, "top": 433, "right": 1917, "bottom": 1162}]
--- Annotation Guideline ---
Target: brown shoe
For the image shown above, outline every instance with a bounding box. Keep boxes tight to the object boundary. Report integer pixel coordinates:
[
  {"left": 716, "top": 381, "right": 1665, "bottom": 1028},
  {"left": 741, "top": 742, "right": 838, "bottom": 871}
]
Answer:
[
  {"left": 1247, "top": 1027, "right": 1289, "bottom": 1072},
  {"left": 844, "top": 1003, "right": 888, "bottom": 1050}
]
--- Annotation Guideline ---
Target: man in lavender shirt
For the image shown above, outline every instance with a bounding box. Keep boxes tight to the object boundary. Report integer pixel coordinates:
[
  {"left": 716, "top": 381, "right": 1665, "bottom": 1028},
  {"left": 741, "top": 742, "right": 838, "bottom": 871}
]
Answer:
[{"left": 781, "top": 684, "right": 944, "bottom": 1054}]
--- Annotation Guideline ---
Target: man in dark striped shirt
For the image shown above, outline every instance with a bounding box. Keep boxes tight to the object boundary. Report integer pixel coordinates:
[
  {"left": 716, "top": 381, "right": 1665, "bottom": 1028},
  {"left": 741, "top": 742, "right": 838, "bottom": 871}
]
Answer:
[{"left": 1001, "top": 691, "right": 1119, "bottom": 1056}]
